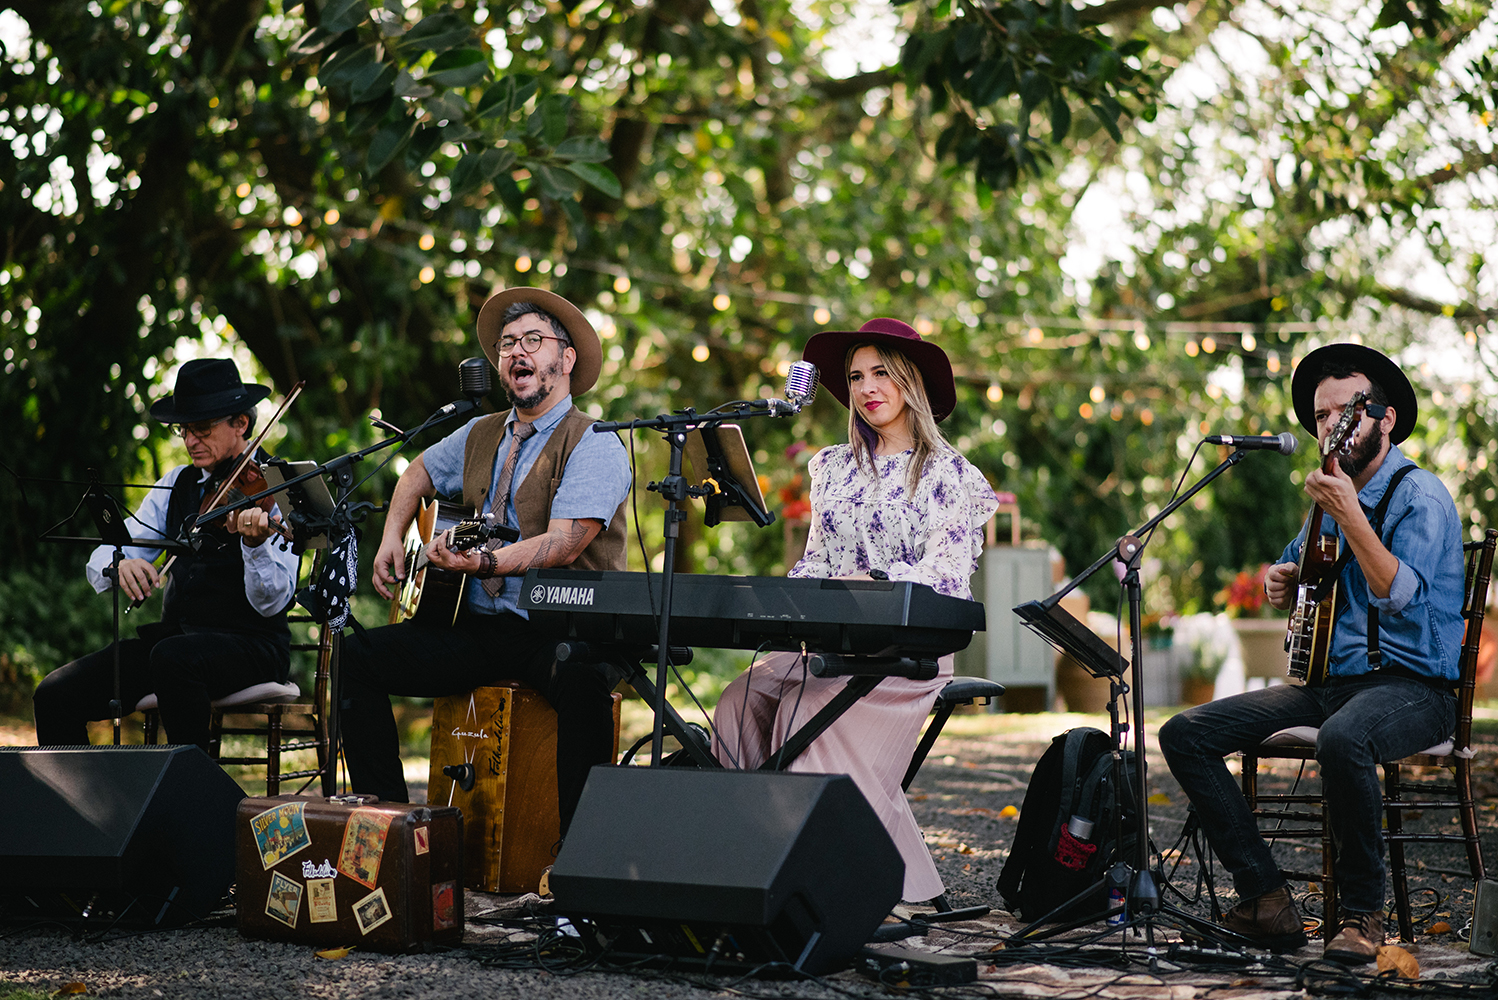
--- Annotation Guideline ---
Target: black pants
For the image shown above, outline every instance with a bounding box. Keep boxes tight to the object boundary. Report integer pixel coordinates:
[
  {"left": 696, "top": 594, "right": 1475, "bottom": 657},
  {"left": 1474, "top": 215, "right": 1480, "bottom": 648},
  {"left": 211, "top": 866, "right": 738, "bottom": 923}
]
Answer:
[
  {"left": 338, "top": 611, "right": 616, "bottom": 834},
  {"left": 33, "top": 622, "right": 291, "bottom": 750}
]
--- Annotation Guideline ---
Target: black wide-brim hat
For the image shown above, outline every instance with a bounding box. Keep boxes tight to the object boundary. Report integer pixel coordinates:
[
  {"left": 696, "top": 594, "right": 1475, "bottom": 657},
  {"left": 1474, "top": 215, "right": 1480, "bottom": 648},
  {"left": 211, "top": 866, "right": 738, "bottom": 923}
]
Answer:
[
  {"left": 1291, "top": 343, "right": 1417, "bottom": 445},
  {"left": 476, "top": 287, "right": 602, "bottom": 395},
  {"left": 802, "top": 318, "right": 957, "bottom": 423},
  {"left": 148, "top": 358, "right": 271, "bottom": 424}
]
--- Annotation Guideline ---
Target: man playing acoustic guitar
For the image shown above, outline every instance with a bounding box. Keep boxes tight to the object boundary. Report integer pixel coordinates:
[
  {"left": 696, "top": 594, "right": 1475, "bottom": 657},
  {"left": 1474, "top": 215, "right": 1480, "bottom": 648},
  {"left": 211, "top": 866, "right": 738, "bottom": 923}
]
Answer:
[
  {"left": 341, "top": 288, "right": 630, "bottom": 835},
  {"left": 1160, "top": 344, "right": 1465, "bottom": 963}
]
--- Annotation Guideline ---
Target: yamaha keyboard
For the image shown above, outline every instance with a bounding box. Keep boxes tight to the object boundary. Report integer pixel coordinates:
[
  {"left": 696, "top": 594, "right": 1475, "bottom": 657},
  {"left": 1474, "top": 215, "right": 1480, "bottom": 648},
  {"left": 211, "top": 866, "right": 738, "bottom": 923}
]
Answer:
[{"left": 519, "top": 569, "right": 984, "bottom": 657}]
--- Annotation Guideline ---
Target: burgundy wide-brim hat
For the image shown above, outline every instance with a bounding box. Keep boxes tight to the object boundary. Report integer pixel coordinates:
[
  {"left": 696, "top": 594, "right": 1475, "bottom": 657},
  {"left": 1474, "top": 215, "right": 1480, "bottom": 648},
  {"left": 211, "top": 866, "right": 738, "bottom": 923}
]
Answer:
[
  {"left": 1291, "top": 343, "right": 1417, "bottom": 445},
  {"left": 148, "top": 358, "right": 271, "bottom": 424},
  {"left": 476, "top": 287, "right": 602, "bottom": 395},
  {"left": 802, "top": 318, "right": 957, "bottom": 423}
]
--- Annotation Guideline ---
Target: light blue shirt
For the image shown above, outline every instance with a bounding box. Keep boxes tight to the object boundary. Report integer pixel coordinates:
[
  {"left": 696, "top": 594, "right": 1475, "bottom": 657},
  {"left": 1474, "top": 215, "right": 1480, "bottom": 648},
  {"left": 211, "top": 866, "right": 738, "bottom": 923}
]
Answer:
[
  {"left": 421, "top": 395, "right": 630, "bottom": 617},
  {"left": 1281, "top": 445, "right": 1466, "bottom": 682},
  {"left": 84, "top": 465, "right": 300, "bottom": 617}
]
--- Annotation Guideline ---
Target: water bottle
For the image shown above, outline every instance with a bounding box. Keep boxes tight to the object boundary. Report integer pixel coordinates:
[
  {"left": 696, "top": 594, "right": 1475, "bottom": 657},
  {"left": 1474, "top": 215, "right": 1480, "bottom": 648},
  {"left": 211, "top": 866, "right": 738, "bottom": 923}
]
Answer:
[
  {"left": 1067, "top": 815, "right": 1094, "bottom": 840},
  {"left": 1106, "top": 864, "right": 1128, "bottom": 926}
]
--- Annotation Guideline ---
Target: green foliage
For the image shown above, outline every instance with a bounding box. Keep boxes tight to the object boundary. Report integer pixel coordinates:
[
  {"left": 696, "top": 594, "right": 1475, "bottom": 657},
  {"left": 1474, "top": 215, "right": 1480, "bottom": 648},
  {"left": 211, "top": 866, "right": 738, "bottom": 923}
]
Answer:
[{"left": 2, "top": 0, "right": 1496, "bottom": 699}]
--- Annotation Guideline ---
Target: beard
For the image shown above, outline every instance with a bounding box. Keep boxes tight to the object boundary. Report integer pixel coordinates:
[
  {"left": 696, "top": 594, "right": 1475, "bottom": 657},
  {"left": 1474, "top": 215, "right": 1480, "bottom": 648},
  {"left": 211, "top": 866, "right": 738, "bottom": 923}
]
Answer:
[
  {"left": 1336, "top": 419, "right": 1384, "bottom": 479},
  {"left": 502, "top": 352, "right": 565, "bottom": 410}
]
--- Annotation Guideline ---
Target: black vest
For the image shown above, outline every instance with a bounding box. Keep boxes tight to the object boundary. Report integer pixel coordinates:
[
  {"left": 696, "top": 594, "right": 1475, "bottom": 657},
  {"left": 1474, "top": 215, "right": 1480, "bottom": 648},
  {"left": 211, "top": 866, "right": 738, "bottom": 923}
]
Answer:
[{"left": 161, "top": 454, "right": 291, "bottom": 637}]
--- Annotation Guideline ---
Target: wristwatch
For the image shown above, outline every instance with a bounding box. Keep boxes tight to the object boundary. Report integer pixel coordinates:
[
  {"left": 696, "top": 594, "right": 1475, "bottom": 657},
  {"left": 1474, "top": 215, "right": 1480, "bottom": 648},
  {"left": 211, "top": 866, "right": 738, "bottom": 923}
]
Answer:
[{"left": 868, "top": 568, "right": 889, "bottom": 581}]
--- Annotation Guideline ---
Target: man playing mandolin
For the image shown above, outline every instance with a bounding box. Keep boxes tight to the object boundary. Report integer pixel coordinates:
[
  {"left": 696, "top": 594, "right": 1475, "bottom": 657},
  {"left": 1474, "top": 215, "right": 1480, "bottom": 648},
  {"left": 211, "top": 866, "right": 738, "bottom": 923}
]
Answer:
[
  {"left": 33, "top": 359, "right": 299, "bottom": 750},
  {"left": 342, "top": 288, "right": 630, "bottom": 834},
  {"left": 1160, "top": 344, "right": 1465, "bottom": 963}
]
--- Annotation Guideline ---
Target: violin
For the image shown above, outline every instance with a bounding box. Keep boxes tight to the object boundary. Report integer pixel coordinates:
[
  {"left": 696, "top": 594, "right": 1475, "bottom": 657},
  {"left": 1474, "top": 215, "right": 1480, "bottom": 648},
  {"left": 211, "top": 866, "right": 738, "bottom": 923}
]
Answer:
[{"left": 204, "top": 458, "right": 294, "bottom": 545}]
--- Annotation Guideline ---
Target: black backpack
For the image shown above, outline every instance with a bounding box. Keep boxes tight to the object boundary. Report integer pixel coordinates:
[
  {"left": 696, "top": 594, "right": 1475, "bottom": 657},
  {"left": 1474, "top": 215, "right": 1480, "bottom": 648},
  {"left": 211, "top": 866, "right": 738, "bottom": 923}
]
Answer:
[{"left": 996, "top": 727, "right": 1139, "bottom": 922}]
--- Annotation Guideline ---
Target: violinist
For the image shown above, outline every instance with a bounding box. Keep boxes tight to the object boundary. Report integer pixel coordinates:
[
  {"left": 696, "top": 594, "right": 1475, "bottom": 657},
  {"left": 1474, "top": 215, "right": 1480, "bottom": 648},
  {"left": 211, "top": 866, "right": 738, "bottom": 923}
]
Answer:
[{"left": 33, "top": 359, "right": 299, "bottom": 750}]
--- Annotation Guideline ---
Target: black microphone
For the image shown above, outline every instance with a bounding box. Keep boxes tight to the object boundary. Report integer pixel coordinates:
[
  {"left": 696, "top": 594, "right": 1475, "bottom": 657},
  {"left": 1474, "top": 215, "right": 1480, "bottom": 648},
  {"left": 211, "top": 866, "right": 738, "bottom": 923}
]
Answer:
[
  {"left": 768, "top": 361, "right": 820, "bottom": 416},
  {"left": 419, "top": 358, "right": 492, "bottom": 427},
  {"left": 1206, "top": 432, "right": 1298, "bottom": 455},
  {"left": 458, "top": 356, "right": 492, "bottom": 400}
]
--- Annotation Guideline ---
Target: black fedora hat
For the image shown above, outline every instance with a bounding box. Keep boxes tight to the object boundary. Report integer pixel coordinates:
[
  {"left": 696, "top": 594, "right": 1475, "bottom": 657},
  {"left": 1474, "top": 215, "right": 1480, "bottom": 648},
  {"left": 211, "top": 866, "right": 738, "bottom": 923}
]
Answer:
[
  {"left": 149, "top": 359, "right": 271, "bottom": 425},
  {"left": 1291, "top": 343, "right": 1417, "bottom": 445},
  {"left": 802, "top": 318, "right": 957, "bottom": 423}
]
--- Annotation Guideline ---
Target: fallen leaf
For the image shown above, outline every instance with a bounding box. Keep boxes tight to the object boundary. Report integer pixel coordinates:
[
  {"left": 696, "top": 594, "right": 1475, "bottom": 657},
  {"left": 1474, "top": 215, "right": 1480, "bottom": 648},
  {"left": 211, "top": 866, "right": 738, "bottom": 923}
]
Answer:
[
  {"left": 962, "top": 761, "right": 979, "bottom": 769},
  {"left": 910, "top": 794, "right": 929, "bottom": 802},
  {"left": 1376, "top": 945, "right": 1419, "bottom": 979},
  {"left": 316, "top": 947, "right": 356, "bottom": 960},
  {"left": 958, "top": 843, "right": 974, "bottom": 854},
  {"left": 949, "top": 807, "right": 999, "bottom": 817},
  {"left": 1428, "top": 921, "right": 1452, "bottom": 934},
  {"left": 988, "top": 943, "right": 1006, "bottom": 952},
  {"left": 963, "top": 864, "right": 972, "bottom": 871},
  {"left": 1147, "top": 792, "right": 1171, "bottom": 805},
  {"left": 54, "top": 985, "right": 88, "bottom": 997},
  {"left": 999, "top": 805, "right": 1019, "bottom": 819}
]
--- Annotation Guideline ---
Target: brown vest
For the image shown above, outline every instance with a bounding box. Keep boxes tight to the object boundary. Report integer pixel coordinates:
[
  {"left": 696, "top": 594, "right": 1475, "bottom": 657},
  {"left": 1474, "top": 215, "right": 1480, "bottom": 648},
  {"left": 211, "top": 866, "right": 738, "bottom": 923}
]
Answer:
[{"left": 460, "top": 406, "right": 627, "bottom": 572}]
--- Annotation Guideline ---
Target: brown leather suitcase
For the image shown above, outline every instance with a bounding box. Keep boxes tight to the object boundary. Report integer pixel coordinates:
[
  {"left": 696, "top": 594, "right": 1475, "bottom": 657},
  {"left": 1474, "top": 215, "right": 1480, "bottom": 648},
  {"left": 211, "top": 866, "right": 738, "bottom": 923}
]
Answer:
[
  {"left": 235, "top": 795, "right": 463, "bottom": 952},
  {"left": 427, "top": 683, "right": 621, "bottom": 894}
]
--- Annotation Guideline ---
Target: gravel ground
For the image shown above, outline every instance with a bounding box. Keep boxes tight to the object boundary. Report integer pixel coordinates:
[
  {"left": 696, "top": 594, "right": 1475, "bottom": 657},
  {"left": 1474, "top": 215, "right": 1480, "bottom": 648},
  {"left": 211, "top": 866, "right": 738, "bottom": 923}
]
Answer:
[{"left": 4, "top": 707, "right": 1498, "bottom": 999}]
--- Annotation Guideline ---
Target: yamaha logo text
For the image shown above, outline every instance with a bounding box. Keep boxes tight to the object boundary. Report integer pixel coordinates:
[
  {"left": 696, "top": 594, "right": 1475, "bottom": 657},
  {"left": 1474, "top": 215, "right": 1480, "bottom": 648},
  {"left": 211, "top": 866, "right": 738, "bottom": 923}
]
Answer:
[{"left": 531, "top": 584, "right": 595, "bottom": 607}]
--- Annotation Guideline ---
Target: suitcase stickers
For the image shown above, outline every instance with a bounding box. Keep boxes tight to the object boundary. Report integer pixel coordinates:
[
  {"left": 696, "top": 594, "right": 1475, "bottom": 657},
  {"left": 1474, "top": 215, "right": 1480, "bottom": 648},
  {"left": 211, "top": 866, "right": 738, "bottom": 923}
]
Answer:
[{"left": 236, "top": 796, "right": 463, "bottom": 952}]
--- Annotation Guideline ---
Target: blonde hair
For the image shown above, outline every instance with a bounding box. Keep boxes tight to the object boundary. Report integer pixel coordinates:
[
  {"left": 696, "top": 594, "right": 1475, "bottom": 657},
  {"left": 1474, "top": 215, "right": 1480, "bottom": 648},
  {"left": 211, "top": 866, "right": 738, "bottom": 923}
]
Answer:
[{"left": 845, "top": 341, "right": 949, "bottom": 494}]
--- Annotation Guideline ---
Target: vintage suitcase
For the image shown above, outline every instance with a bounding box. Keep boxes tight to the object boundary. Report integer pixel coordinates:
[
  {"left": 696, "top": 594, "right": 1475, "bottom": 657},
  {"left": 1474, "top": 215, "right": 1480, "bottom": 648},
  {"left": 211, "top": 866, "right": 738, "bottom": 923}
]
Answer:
[
  {"left": 427, "top": 683, "right": 621, "bottom": 894},
  {"left": 236, "top": 795, "right": 463, "bottom": 952}
]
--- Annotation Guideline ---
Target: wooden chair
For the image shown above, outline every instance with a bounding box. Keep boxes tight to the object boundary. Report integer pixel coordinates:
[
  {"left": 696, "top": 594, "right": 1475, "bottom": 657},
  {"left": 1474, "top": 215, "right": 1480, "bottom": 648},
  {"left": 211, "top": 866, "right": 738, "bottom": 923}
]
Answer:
[
  {"left": 1241, "top": 528, "right": 1497, "bottom": 941},
  {"left": 139, "top": 614, "right": 335, "bottom": 796}
]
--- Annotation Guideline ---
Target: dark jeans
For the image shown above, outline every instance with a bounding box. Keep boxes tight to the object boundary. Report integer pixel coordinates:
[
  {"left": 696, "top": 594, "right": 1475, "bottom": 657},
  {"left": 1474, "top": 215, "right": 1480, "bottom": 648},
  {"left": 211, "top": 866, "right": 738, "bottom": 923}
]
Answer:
[
  {"left": 1158, "top": 675, "right": 1454, "bottom": 912},
  {"left": 33, "top": 623, "right": 291, "bottom": 751},
  {"left": 338, "top": 611, "right": 616, "bottom": 835}
]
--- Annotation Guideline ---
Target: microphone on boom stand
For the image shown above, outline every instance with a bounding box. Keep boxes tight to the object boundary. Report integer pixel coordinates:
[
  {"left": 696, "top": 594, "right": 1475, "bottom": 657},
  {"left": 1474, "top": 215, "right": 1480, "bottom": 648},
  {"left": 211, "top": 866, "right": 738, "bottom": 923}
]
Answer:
[
  {"left": 417, "top": 357, "right": 493, "bottom": 427},
  {"left": 769, "top": 360, "right": 820, "bottom": 416}
]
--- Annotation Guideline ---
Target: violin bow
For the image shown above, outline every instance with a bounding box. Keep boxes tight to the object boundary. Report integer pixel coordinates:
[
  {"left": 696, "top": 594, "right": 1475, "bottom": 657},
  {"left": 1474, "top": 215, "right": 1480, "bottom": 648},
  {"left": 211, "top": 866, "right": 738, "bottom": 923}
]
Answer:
[{"left": 128, "top": 380, "right": 306, "bottom": 612}]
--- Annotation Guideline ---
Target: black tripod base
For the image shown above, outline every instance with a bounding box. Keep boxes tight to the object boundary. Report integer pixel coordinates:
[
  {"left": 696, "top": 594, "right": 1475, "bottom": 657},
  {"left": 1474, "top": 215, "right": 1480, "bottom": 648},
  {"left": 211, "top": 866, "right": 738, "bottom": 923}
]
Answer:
[{"left": 920, "top": 894, "right": 991, "bottom": 923}]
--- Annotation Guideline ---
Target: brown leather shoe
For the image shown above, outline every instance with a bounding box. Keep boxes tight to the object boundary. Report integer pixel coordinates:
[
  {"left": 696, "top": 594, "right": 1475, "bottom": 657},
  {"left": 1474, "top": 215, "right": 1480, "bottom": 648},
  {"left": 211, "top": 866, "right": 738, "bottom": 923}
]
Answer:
[
  {"left": 1324, "top": 909, "right": 1384, "bottom": 964},
  {"left": 1220, "top": 886, "right": 1308, "bottom": 952}
]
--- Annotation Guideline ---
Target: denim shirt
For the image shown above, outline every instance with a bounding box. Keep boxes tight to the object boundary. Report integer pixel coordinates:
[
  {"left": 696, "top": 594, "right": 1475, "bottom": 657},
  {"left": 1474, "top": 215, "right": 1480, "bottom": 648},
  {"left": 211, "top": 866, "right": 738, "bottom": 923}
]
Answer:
[{"left": 1280, "top": 445, "right": 1466, "bottom": 682}]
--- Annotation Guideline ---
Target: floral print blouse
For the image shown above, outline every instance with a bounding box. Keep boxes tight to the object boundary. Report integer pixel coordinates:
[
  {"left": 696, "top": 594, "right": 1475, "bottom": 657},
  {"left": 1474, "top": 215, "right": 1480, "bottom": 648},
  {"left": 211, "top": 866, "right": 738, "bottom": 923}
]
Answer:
[{"left": 789, "top": 443, "right": 999, "bottom": 600}]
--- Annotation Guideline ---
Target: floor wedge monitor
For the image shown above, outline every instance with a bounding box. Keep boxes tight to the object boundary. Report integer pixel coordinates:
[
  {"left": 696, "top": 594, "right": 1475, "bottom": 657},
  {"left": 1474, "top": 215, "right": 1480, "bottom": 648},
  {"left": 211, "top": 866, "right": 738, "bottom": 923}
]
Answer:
[
  {"left": 0, "top": 745, "right": 245, "bottom": 928},
  {"left": 551, "top": 767, "right": 903, "bottom": 975}
]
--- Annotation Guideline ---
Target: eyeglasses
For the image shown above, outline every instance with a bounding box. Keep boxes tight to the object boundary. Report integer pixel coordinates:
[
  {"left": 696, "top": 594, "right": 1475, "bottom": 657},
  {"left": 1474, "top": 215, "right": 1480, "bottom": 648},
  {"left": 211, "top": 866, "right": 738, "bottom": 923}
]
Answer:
[
  {"left": 498, "top": 332, "right": 569, "bottom": 356},
  {"left": 174, "top": 416, "right": 230, "bottom": 439}
]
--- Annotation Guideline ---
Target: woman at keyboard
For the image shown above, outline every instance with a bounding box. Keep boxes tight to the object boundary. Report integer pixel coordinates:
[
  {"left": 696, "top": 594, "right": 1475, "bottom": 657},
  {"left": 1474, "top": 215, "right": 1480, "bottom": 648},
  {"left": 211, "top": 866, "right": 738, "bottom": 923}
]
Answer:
[{"left": 713, "top": 318, "right": 998, "bottom": 904}]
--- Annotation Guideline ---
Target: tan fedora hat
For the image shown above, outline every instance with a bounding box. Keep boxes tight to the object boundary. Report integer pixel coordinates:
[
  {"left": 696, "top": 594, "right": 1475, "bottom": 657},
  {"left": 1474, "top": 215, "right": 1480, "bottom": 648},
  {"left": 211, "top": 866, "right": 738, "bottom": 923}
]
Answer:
[{"left": 476, "top": 288, "right": 602, "bottom": 395}]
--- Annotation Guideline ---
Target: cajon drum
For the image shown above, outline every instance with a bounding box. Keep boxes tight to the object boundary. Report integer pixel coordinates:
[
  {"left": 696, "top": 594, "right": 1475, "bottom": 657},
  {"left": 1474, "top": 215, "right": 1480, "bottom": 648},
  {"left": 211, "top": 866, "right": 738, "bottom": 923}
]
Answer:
[{"left": 427, "top": 682, "right": 621, "bottom": 894}]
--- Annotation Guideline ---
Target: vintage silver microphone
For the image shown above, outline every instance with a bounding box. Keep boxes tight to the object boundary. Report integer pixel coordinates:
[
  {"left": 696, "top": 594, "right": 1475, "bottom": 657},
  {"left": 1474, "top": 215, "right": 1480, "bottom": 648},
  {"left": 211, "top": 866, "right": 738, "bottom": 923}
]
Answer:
[{"left": 783, "top": 360, "right": 819, "bottom": 412}]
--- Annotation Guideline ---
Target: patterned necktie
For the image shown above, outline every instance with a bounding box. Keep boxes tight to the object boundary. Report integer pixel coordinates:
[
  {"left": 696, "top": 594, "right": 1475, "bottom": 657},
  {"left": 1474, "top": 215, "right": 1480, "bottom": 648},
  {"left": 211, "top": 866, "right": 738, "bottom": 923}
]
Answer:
[{"left": 480, "top": 419, "right": 535, "bottom": 597}]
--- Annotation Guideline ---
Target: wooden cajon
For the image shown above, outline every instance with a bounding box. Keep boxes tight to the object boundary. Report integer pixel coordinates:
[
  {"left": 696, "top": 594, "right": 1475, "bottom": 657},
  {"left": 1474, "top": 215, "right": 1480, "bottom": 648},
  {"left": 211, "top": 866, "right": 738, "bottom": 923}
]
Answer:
[{"left": 427, "top": 682, "right": 621, "bottom": 894}]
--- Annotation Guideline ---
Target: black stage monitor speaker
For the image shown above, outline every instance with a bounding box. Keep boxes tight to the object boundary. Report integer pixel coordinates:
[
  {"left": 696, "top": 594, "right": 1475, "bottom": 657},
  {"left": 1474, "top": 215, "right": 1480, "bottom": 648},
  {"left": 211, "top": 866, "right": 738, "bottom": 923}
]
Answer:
[
  {"left": 0, "top": 745, "right": 245, "bottom": 928},
  {"left": 551, "top": 767, "right": 904, "bottom": 975}
]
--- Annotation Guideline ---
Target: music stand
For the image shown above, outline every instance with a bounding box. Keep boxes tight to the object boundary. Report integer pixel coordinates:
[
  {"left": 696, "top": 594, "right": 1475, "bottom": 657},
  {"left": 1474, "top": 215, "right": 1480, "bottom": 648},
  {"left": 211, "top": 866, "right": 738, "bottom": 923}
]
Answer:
[
  {"left": 260, "top": 460, "right": 337, "bottom": 549},
  {"left": 1006, "top": 448, "right": 1259, "bottom": 951},
  {"left": 684, "top": 424, "right": 774, "bottom": 528},
  {"left": 41, "top": 478, "right": 189, "bottom": 746}
]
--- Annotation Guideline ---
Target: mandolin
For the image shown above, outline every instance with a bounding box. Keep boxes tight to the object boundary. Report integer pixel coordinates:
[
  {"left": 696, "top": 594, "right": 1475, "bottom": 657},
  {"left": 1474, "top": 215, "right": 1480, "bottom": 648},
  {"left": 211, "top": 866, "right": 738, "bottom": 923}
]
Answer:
[
  {"left": 388, "top": 499, "right": 517, "bottom": 626},
  {"left": 1285, "top": 391, "right": 1369, "bottom": 684}
]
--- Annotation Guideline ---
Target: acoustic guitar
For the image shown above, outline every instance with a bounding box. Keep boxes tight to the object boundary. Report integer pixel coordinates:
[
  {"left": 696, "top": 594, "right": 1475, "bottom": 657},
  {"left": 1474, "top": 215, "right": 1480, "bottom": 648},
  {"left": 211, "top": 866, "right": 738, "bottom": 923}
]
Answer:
[
  {"left": 1285, "top": 391, "right": 1369, "bottom": 684},
  {"left": 388, "top": 499, "right": 513, "bottom": 626}
]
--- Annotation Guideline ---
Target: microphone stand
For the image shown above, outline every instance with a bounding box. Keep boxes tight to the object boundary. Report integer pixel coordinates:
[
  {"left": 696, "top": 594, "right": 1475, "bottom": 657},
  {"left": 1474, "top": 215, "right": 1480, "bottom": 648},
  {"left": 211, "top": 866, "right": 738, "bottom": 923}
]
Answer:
[
  {"left": 593, "top": 399, "right": 786, "bottom": 766},
  {"left": 1009, "top": 448, "right": 1257, "bottom": 953}
]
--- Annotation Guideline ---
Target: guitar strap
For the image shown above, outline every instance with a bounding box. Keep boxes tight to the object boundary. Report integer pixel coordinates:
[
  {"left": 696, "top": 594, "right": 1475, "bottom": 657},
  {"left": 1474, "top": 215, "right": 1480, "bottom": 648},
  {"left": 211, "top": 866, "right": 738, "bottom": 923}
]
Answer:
[
  {"left": 1311, "top": 463, "right": 1416, "bottom": 668},
  {"left": 1363, "top": 463, "right": 1417, "bottom": 668}
]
